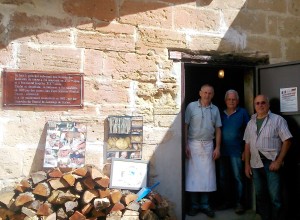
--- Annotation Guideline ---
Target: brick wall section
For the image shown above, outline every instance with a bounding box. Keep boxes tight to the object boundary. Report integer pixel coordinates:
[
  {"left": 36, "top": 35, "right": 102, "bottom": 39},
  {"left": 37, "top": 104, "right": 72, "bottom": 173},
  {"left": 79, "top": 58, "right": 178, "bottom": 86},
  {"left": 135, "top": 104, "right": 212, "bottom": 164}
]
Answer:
[{"left": 0, "top": 0, "right": 300, "bottom": 218}]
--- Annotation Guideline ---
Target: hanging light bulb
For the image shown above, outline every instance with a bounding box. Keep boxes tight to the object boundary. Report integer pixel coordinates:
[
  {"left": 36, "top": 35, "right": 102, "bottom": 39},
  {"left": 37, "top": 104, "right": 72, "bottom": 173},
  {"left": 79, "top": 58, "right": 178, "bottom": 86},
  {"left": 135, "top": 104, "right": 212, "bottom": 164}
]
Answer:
[{"left": 218, "top": 69, "right": 225, "bottom": 78}]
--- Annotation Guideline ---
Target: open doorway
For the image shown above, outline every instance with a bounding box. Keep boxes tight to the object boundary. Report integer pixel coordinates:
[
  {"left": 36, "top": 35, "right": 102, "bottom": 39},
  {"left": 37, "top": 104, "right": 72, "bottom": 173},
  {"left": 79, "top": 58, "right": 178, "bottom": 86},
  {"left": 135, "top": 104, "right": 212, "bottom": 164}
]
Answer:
[
  {"left": 184, "top": 64, "right": 248, "bottom": 109},
  {"left": 182, "top": 62, "right": 256, "bottom": 214}
]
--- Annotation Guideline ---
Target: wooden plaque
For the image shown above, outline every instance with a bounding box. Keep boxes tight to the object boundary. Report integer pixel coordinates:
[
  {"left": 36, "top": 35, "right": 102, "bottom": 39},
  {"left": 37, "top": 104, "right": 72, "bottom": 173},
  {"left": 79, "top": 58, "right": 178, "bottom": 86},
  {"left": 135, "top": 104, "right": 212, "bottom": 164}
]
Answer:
[{"left": 2, "top": 70, "right": 84, "bottom": 108}]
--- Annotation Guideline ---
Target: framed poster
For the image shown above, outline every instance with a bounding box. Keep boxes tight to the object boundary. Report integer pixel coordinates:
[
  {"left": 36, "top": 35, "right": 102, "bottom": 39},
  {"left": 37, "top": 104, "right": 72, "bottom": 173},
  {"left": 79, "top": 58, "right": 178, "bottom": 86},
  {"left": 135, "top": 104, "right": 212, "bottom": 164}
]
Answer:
[
  {"left": 110, "top": 158, "right": 148, "bottom": 190},
  {"left": 43, "top": 121, "right": 87, "bottom": 168},
  {"left": 106, "top": 115, "right": 143, "bottom": 162}
]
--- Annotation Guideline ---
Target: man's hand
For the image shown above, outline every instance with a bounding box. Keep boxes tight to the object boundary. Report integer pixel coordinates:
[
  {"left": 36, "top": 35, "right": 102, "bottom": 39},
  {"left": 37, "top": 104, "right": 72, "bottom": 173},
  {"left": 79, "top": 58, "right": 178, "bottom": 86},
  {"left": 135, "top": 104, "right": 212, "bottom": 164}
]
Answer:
[
  {"left": 213, "top": 148, "right": 220, "bottom": 160},
  {"left": 245, "top": 164, "right": 252, "bottom": 179},
  {"left": 185, "top": 145, "right": 191, "bottom": 159},
  {"left": 269, "top": 160, "right": 282, "bottom": 172}
]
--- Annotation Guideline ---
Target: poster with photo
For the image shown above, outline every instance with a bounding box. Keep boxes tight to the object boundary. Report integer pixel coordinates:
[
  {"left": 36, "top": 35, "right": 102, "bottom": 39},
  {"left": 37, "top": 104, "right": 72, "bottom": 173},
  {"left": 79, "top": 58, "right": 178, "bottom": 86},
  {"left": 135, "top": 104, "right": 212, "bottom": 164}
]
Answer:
[
  {"left": 106, "top": 115, "right": 143, "bottom": 162},
  {"left": 43, "top": 121, "right": 87, "bottom": 168}
]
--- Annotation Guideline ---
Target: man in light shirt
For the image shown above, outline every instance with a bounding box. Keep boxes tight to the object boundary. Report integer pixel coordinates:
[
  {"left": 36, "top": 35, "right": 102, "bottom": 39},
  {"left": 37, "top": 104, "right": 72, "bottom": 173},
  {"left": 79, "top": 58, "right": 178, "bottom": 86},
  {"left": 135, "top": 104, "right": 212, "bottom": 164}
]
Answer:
[
  {"left": 185, "top": 84, "right": 222, "bottom": 217},
  {"left": 243, "top": 94, "right": 292, "bottom": 220}
]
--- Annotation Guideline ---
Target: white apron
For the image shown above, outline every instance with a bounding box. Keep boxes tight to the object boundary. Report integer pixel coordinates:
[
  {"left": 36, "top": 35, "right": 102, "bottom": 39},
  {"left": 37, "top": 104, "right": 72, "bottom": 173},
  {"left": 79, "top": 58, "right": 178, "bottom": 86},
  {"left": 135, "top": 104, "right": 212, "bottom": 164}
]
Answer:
[{"left": 185, "top": 139, "right": 216, "bottom": 192}]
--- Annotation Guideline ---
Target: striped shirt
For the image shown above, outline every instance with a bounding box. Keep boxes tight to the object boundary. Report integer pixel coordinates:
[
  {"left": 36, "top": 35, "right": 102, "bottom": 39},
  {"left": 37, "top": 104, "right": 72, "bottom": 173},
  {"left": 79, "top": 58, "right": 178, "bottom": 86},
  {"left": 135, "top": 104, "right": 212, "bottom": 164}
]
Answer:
[{"left": 243, "top": 111, "right": 292, "bottom": 168}]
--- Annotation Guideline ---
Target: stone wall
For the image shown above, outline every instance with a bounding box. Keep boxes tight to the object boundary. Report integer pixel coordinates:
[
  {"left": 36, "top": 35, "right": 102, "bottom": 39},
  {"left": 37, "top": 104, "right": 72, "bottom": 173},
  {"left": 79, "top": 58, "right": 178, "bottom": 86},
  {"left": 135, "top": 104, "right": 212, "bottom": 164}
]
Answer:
[{"left": 0, "top": 0, "right": 300, "bottom": 218}]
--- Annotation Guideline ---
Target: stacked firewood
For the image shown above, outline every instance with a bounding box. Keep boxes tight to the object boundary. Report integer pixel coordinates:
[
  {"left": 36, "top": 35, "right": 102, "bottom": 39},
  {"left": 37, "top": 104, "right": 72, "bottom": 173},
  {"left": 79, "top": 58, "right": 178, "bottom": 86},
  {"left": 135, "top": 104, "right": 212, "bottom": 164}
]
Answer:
[{"left": 0, "top": 165, "right": 169, "bottom": 220}]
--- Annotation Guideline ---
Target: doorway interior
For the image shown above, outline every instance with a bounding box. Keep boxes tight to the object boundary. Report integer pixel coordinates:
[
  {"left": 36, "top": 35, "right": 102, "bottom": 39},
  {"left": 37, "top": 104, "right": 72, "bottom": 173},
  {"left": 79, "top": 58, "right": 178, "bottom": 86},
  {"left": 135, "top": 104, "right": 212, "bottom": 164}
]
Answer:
[
  {"left": 183, "top": 62, "right": 256, "bottom": 213},
  {"left": 184, "top": 64, "right": 250, "bottom": 110}
]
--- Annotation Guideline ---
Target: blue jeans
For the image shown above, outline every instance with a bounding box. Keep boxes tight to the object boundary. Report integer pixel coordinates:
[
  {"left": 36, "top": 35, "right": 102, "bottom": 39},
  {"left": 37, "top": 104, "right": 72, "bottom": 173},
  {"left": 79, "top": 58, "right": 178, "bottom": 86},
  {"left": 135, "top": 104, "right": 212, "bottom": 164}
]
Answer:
[
  {"left": 219, "top": 156, "right": 244, "bottom": 205},
  {"left": 189, "top": 192, "right": 210, "bottom": 209},
  {"left": 252, "top": 160, "right": 282, "bottom": 220}
]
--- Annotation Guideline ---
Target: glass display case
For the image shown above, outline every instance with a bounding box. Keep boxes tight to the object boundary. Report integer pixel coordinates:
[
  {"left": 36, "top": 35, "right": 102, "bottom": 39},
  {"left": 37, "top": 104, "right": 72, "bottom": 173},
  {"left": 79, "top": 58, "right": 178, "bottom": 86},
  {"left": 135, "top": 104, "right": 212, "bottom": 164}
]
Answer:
[{"left": 106, "top": 115, "right": 143, "bottom": 161}]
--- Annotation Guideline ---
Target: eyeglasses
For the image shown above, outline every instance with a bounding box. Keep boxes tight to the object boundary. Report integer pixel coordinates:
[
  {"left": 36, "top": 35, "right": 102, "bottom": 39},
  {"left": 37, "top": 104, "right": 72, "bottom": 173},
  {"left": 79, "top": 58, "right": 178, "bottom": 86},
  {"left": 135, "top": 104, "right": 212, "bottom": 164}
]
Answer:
[{"left": 255, "top": 101, "right": 266, "bottom": 106}]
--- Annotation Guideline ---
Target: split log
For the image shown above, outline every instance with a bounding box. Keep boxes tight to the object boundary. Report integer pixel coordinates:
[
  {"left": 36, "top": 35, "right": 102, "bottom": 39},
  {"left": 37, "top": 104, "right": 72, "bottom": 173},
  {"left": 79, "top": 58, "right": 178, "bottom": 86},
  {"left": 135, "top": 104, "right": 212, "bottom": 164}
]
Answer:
[
  {"left": 48, "top": 168, "right": 63, "bottom": 178},
  {"left": 56, "top": 207, "right": 68, "bottom": 219},
  {"left": 126, "top": 201, "right": 140, "bottom": 212},
  {"left": 0, "top": 165, "right": 170, "bottom": 219},
  {"left": 48, "top": 190, "right": 79, "bottom": 205},
  {"left": 21, "top": 206, "right": 36, "bottom": 217},
  {"left": 31, "top": 171, "right": 47, "bottom": 184},
  {"left": 15, "top": 178, "right": 32, "bottom": 193},
  {"left": 69, "top": 210, "right": 86, "bottom": 220},
  {"left": 110, "top": 189, "right": 122, "bottom": 204},
  {"left": 36, "top": 202, "right": 53, "bottom": 216},
  {"left": 27, "top": 200, "right": 42, "bottom": 211},
  {"left": 82, "top": 189, "right": 98, "bottom": 204},
  {"left": 65, "top": 200, "right": 79, "bottom": 213},
  {"left": 122, "top": 210, "right": 139, "bottom": 220},
  {"left": 32, "top": 182, "right": 51, "bottom": 197},
  {"left": 62, "top": 173, "right": 76, "bottom": 186},
  {"left": 48, "top": 178, "right": 69, "bottom": 189},
  {"left": 110, "top": 202, "right": 125, "bottom": 212},
  {"left": 82, "top": 176, "right": 96, "bottom": 189},
  {"left": 94, "top": 176, "right": 110, "bottom": 188},
  {"left": 15, "top": 192, "right": 35, "bottom": 206},
  {"left": 0, "top": 191, "right": 15, "bottom": 208},
  {"left": 98, "top": 188, "right": 110, "bottom": 198},
  {"left": 87, "top": 165, "right": 105, "bottom": 179},
  {"left": 73, "top": 167, "right": 88, "bottom": 177},
  {"left": 93, "top": 198, "right": 110, "bottom": 210},
  {"left": 121, "top": 193, "right": 138, "bottom": 205},
  {"left": 102, "top": 163, "right": 111, "bottom": 178},
  {"left": 81, "top": 203, "right": 93, "bottom": 215}
]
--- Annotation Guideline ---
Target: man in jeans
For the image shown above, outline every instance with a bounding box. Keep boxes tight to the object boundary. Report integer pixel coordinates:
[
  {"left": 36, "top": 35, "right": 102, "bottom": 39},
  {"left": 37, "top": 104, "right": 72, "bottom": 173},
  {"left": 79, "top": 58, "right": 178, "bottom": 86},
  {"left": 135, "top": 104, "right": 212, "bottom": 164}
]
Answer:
[
  {"left": 244, "top": 94, "right": 292, "bottom": 220},
  {"left": 219, "top": 90, "right": 249, "bottom": 214}
]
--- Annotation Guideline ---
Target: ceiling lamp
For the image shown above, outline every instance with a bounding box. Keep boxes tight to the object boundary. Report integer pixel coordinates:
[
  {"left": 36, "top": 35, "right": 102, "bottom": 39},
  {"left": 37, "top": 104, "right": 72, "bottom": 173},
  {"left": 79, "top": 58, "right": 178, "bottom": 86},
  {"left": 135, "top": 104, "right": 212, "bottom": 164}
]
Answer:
[{"left": 218, "top": 69, "right": 225, "bottom": 78}]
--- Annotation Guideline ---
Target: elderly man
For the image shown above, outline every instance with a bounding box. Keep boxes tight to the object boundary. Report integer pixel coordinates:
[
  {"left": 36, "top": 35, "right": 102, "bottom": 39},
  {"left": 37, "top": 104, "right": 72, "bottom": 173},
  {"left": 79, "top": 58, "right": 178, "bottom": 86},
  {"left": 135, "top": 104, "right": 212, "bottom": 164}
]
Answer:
[
  {"left": 244, "top": 94, "right": 292, "bottom": 220},
  {"left": 219, "top": 89, "right": 249, "bottom": 214},
  {"left": 185, "top": 84, "right": 222, "bottom": 217}
]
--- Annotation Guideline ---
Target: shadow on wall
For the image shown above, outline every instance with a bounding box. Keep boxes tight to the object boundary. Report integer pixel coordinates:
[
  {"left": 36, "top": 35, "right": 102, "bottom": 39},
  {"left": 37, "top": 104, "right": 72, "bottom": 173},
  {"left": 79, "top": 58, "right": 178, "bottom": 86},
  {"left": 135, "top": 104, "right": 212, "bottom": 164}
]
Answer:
[
  {"left": 30, "top": 123, "right": 48, "bottom": 173},
  {"left": 0, "top": 0, "right": 213, "bottom": 49}
]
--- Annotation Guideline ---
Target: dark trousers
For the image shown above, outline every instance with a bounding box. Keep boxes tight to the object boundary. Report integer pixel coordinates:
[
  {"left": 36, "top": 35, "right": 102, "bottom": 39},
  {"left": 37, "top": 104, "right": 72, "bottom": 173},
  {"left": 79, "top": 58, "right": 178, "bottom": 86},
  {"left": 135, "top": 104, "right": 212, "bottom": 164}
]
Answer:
[
  {"left": 252, "top": 160, "right": 282, "bottom": 220},
  {"left": 188, "top": 192, "right": 210, "bottom": 209}
]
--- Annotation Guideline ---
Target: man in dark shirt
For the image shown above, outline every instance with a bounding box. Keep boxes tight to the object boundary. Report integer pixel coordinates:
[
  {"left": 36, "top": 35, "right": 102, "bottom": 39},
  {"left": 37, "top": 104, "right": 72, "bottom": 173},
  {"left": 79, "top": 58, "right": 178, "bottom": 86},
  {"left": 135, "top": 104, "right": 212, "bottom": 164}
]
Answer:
[{"left": 219, "top": 89, "right": 249, "bottom": 214}]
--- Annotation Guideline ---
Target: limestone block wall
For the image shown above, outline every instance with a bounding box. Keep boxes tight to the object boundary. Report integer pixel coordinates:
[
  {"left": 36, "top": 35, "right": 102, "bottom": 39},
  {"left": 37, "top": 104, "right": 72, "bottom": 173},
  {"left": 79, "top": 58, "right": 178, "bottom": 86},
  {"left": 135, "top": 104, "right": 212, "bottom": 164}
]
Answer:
[{"left": 0, "top": 0, "right": 300, "bottom": 218}]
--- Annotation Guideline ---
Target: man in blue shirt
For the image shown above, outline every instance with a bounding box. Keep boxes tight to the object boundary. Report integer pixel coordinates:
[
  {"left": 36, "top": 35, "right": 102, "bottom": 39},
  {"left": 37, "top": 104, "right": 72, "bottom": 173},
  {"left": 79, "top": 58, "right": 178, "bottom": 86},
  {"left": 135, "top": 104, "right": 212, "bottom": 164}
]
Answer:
[{"left": 219, "top": 89, "right": 249, "bottom": 214}]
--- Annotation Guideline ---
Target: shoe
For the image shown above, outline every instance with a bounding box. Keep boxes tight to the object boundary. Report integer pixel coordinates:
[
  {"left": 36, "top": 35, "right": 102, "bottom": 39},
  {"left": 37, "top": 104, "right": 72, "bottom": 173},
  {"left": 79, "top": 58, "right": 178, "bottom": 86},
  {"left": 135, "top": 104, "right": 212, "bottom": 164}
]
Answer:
[
  {"left": 235, "top": 203, "right": 245, "bottom": 214},
  {"left": 200, "top": 207, "right": 215, "bottom": 218},
  {"left": 187, "top": 207, "right": 199, "bottom": 216}
]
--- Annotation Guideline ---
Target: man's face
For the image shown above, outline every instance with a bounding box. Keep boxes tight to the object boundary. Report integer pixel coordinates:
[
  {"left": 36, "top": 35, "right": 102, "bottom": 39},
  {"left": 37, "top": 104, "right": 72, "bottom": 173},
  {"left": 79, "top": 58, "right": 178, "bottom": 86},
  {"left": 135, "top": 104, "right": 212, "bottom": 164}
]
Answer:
[
  {"left": 225, "top": 93, "right": 239, "bottom": 109},
  {"left": 200, "top": 86, "right": 214, "bottom": 103},
  {"left": 254, "top": 95, "right": 269, "bottom": 115}
]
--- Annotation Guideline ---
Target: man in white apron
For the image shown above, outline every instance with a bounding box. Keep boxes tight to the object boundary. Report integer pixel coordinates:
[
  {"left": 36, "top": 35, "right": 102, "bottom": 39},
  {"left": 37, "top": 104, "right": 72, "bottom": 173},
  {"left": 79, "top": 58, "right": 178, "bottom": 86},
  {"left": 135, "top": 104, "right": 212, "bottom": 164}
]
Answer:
[{"left": 185, "top": 84, "right": 222, "bottom": 217}]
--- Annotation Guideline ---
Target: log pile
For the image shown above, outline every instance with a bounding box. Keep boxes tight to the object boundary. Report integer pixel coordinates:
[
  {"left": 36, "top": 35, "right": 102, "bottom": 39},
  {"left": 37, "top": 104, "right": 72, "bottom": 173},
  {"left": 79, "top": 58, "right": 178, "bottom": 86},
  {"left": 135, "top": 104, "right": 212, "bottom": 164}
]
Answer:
[{"left": 0, "top": 165, "right": 170, "bottom": 220}]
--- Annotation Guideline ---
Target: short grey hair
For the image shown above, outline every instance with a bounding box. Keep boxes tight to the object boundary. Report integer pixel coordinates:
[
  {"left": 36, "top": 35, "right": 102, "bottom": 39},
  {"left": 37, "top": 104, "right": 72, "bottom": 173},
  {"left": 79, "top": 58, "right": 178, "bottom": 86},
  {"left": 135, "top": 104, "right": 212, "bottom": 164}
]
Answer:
[{"left": 224, "top": 89, "right": 239, "bottom": 100}]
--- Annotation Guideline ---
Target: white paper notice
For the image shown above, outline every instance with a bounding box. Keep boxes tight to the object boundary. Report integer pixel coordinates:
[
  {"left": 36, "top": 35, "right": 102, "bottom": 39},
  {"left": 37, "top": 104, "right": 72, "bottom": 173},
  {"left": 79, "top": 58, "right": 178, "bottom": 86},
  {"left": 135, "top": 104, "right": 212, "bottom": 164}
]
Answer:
[{"left": 280, "top": 87, "right": 298, "bottom": 112}]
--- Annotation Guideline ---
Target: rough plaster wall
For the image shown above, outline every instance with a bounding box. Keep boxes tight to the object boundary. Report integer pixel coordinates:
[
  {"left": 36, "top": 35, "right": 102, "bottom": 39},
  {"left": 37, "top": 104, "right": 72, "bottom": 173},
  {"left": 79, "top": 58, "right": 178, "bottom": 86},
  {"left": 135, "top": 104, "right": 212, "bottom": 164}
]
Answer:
[{"left": 0, "top": 0, "right": 300, "bottom": 218}]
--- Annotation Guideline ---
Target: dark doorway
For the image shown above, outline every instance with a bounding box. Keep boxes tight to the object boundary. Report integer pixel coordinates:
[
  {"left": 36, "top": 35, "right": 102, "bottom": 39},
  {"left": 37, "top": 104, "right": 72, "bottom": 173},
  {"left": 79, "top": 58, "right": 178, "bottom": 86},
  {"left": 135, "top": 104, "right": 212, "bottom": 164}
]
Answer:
[
  {"left": 183, "top": 63, "right": 255, "bottom": 213},
  {"left": 184, "top": 64, "right": 248, "bottom": 109}
]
